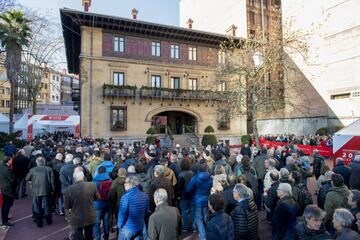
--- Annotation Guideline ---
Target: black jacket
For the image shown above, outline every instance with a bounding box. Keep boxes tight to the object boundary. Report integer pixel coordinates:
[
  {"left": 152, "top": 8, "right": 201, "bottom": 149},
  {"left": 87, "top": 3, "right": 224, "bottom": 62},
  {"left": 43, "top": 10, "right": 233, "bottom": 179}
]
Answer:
[
  {"left": 317, "top": 181, "right": 332, "bottom": 210},
  {"left": 25, "top": 165, "right": 55, "bottom": 196},
  {"left": 207, "top": 211, "right": 235, "bottom": 240},
  {"left": 265, "top": 181, "right": 280, "bottom": 213},
  {"left": 231, "top": 197, "right": 258, "bottom": 240},
  {"left": 333, "top": 162, "right": 351, "bottom": 187},
  {"left": 349, "top": 161, "right": 360, "bottom": 190},
  {"left": 176, "top": 170, "right": 193, "bottom": 199},
  {"left": 272, "top": 196, "right": 298, "bottom": 240},
  {"left": 222, "top": 184, "right": 237, "bottom": 214},
  {"left": 313, "top": 156, "right": 324, "bottom": 179},
  {"left": 295, "top": 222, "right": 332, "bottom": 240},
  {"left": 12, "top": 155, "right": 30, "bottom": 178},
  {"left": 0, "top": 163, "right": 18, "bottom": 198}
]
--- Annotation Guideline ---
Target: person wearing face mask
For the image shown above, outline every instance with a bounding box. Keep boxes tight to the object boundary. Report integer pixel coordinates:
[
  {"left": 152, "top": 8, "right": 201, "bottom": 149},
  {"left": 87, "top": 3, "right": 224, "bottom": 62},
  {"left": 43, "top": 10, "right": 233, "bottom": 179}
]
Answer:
[{"left": 295, "top": 205, "right": 331, "bottom": 240}]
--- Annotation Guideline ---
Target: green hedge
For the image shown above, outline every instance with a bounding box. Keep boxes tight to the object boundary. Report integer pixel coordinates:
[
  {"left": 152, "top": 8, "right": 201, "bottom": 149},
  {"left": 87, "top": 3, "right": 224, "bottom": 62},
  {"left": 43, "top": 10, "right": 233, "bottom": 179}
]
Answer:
[
  {"left": 204, "top": 125, "right": 215, "bottom": 133},
  {"left": 145, "top": 135, "right": 156, "bottom": 144},
  {"left": 241, "top": 135, "right": 251, "bottom": 145},
  {"left": 201, "top": 134, "right": 217, "bottom": 147}
]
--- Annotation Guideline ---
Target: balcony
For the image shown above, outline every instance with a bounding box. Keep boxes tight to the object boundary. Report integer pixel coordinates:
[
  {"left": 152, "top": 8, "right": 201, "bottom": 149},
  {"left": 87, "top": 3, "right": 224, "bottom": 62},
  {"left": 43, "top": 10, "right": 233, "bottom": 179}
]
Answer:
[
  {"left": 102, "top": 84, "right": 231, "bottom": 102},
  {"left": 102, "top": 84, "right": 137, "bottom": 98},
  {"left": 139, "top": 87, "right": 229, "bottom": 102}
]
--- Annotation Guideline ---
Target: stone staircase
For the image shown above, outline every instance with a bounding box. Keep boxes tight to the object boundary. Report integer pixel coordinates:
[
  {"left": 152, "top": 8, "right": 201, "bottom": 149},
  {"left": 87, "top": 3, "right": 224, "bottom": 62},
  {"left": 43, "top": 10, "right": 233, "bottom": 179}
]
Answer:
[{"left": 172, "top": 134, "right": 197, "bottom": 148}]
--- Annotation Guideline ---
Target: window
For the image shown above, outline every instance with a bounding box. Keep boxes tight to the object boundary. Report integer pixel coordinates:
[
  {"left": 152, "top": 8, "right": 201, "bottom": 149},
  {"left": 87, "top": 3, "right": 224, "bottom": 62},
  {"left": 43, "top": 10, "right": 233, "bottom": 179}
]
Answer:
[
  {"left": 0, "top": 100, "right": 4, "bottom": 107},
  {"left": 52, "top": 75, "right": 55, "bottom": 80},
  {"left": 218, "top": 51, "right": 226, "bottom": 64},
  {"left": 352, "top": 91, "right": 360, "bottom": 98},
  {"left": 217, "top": 109, "right": 230, "bottom": 130},
  {"left": 218, "top": 81, "right": 226, "bottom": 91},
  {"left": 151, "top": 41, "right": 161, "bottom": 57},
  {"left": 114, "top": 36, "right": 125, "bottom": 52},
  {"left": 170, "top": 77, "right": 180, "bottom": 89},
  {"left": 111, "top": 106, "right": 127, "bottom": 131},
  {"left": 171, "top": 44, "right": 180, "bottom": 59},
  {"left": 0, "top": 88, "right": 4, "bottom": 94},
  {"left": 5, "top": 88, "right": 10, "bottom": 94},
  {"left": 188, "top": 78, "right": 198, "bottom": 90},
  {"left": 188, "top": 47, "right": 197, "bottom": 61},
  {"left": 6, "top": 100, "right": 9, "bottom": 108},
  {"left": 151, "top": 75, "right": 161, "bottom": 88},
  {"left": 45, "top": 84, "right": 48, "bottom": 89},
  {"left": 250, "top": 11, "right": 255, "bottom": 25},
  {"left": 56, "top": 76, "right": 59, "bottom": 81},
  {"left": 330, "top": 93, "right": 351, "bottom": 100},
  {"left": 113, "top": 72, "right": 125, "bottom": 86},
  {"left": 52, "top": 95, "right": 55, "bottom": 101}
]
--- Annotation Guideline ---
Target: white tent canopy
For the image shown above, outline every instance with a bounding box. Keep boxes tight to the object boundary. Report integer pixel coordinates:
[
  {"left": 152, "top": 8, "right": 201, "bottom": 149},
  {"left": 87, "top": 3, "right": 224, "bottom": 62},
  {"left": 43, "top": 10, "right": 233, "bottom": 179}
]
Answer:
[{"left": 333, "top": 120, "right": 360, "bottom": 154}]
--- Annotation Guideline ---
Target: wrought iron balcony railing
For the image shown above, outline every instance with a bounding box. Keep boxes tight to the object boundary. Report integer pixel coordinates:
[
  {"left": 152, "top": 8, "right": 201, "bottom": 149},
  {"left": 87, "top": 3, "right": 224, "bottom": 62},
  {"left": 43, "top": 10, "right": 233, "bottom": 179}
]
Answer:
[{"left": 102, "top": 84, "right": 137, "bottom": 98}]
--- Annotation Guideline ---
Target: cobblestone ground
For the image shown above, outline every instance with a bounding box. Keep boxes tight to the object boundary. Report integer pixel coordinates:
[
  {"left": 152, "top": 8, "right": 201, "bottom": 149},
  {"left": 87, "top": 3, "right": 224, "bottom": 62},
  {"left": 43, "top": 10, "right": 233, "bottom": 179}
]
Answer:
[{"left": 0, "top": 159, "right": 333, "bottom": 240}]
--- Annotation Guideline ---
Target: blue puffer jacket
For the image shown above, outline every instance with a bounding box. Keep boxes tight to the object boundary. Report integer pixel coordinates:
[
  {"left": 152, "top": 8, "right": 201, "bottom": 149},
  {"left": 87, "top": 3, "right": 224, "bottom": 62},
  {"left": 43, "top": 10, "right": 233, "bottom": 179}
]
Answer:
[
  {"left": 92, "top": 173, "right": 111, "bottom": 209},
  {"left": 117, "top": 186, "right": 149, "bottom": 234},
  {"left": 186, "top": 171, "right": 213, "bottom": 207},
  {"left": 206, "top": 211, "right": 235, "bottom": 240},
  {"left": 94, "top": 161, "right": 115, "bottom": 177}
]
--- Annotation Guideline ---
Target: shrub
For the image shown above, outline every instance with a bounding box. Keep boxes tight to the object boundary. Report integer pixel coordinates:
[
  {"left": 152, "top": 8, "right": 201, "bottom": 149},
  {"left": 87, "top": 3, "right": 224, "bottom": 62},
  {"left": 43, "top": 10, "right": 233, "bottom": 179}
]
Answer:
[
  {"left": 145, "top": 135, "right": 156, "bottom": 144},
  {"left": 241, "top": 135, "right": 251, "bottom": 145},
  {"left": 146, "top": 127, "right": 156, "bottom": 135},
  {"left": 204, "top": 125, "right": 215, "bottom": 133},
  {"left": 201, "top": 134, "right": 217, "bottom": 147},
  {"left": 316, "top": 127, "right": 329, "bottom": 136}
]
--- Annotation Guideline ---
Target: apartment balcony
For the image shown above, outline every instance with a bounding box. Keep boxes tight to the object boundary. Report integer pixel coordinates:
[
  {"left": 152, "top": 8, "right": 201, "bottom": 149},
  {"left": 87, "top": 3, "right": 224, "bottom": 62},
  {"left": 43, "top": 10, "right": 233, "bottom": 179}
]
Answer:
[
  {"left": 102, "top": 84, "right": 137, "bottom": 98},
  {"left": 139, "top": 87, "right": 229, "bottom": 102}
]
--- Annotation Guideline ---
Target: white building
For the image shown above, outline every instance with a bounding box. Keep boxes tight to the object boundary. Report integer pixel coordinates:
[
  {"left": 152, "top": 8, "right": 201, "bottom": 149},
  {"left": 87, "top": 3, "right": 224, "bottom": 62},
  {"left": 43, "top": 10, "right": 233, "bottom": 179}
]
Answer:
[
  {"left": 179, "top": 0, "right": 360, "bottom": 133},
  {"left": 49, "top": 72, "right": 61, "bottom": 105}
]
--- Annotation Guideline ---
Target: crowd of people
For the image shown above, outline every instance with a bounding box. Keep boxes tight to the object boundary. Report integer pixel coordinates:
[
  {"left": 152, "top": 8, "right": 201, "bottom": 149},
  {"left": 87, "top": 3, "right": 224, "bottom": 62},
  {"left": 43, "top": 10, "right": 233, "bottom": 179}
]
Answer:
[
  {"left": 261, "top": 134, "right": 333, "bottom": 147},
  {"left": 0, "top": 132, "right": 359, "bottom": 240}
]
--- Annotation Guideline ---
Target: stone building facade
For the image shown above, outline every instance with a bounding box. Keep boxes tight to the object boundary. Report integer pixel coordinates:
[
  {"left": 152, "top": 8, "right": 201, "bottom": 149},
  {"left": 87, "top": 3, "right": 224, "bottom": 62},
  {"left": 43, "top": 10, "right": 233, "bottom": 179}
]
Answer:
[{"left": 61, "top": 8, "right": 247, "bottom": 143}]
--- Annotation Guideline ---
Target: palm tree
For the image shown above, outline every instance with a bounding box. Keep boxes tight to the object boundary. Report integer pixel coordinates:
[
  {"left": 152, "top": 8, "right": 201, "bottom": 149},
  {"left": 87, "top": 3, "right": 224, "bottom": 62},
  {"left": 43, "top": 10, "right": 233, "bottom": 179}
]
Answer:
[{"left": 0, "top": 9, "right": 31, "bottom": 134}]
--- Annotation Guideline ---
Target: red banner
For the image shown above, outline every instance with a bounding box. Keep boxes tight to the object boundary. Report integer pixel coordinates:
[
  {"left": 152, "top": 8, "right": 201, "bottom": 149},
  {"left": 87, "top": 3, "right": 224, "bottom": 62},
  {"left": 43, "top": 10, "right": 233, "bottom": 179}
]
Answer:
[{"left": 40, "top": 116, "right": 69, "bottom": 121}]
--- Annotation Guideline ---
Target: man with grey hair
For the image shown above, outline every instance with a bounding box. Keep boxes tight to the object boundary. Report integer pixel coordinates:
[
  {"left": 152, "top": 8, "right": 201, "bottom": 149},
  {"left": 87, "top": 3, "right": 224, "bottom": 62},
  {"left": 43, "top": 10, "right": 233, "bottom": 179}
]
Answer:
[
  {"left": 295, "top": 205, "right": 331, "bottom": 239},
  {"left": 349, "top": 155, "right": 360, "bottom": 190},
  {"left": 60, "top": 154, "right": 76, "bottom": 193},
  {"left": 148, "top": 188, "right": 181, "bottom": 240},
  {"left": 63, "top": 170, "right": 99, "bottom": 240},
  {"left": 272, "top": 183, "right": 297, "bottom": 240},
  {"left": 118, "top": 175, "right": 149, "bottom": 240},
  {"left": 333, "top": 157, "right": 351, "bottom": 187},
  {"left": 231, "top": 183, "right": 258, "bottom": 239},
  {"left": 333, "top": 208, "right": 360, "bottom": 239},
  {"left": 26, "top": 156, "right": 55, "bottom": 228},
  {"left": 149, "top": 165, "right": 174, "bottom": 211}
]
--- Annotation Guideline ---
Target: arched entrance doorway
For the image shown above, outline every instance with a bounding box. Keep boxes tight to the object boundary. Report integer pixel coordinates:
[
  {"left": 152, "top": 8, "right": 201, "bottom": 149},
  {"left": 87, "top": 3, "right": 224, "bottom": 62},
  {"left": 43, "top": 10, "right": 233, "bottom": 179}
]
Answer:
[{"left": 151, "top": 111, "right": 197, "bottom": 134}]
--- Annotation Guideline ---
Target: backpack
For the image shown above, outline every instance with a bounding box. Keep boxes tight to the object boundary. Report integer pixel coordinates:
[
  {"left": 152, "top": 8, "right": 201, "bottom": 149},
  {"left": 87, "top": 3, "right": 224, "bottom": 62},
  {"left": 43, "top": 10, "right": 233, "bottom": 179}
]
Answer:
[{"left": 98, "top": 180, "right": 112, "bottom": 201}]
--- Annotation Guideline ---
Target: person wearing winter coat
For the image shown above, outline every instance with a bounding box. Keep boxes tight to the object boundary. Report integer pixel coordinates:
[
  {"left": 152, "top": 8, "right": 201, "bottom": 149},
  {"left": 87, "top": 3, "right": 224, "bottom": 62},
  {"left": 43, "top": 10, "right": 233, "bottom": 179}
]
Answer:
[
  {"left": 47, "top": 153, "right": 65, "bottom": 215},
  {"left": 312, "top": 150, "right": 324, "bottom": 180},
  {"left": 272, "top": 183, "right": 298, "bottom": 240},
  {"left": 0, "top": 156, "right": 18, "bottom": 228},
  {"left": 118, "top": 176, "right": 149, "bottom": 240},
  {"left": 211, "top": 151, "right": 232, "bottom": 176},
  {"left": 264, "top": 170, "right": 280, "bottom": 223},
  {"left": 135, "top": 163, "right": 150, "bottom": 194},
  {"left": 333, "top": 208, "right": 360, "bottom": 240},
  {"left": 108, "top": 168, "right": 126, "bottom": 218},
  {"left": 186, "top": 163, "right": 213, "bottom": 240},
  {"left": 231, "top": 183, "right": 258, "bottom": 240},
  {"left": 349, "top": 155, "right": 360, "bottom": 190},
  {"left": 159, "top": 159, "right": 177, "bottom": 186},
  {"left": 333, "top": 158, "right": 351, "bottom": 187},
  {"left": 12, "top": 149, "right": 30, "bottom": 198},
  {"left": 324, "top": 174, "right": 351, "bottom": 228},
  {"left": 87, "top": 150, "right": 103, "bottom": 176},
  {"left": 93, "top": 153, "right": 115, "bottom": 178},
  {"left": 148, "top": 188, "right": 182, "bottom": 240},
  {"left": 149, "top": 165, "right": 174, "bottom": 211},
  {"left": 295, "top": 205, "right": 331, "bottom": 240},
  {"left": 317, "top": 171, "right": 334, "bottom": 210},
  {"left": 206, "top": 193, "right": 234, "bottom": 240},
  {"left": 59, "top": 154, "right": 76, "bottom": 193}
]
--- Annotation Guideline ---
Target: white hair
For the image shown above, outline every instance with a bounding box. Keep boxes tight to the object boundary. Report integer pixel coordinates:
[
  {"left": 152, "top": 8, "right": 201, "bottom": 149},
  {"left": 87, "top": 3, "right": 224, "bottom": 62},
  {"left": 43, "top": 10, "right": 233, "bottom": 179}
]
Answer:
[
  {"left": 36, "top": 156, "right": 45, "bottom": 166},
  {"left": 333, "top": 208, "right": 354, "bottom": 228},
  {"left": 154, "top": 188, "right": 168, "bottom": 204},
  {"left": 19, "top": 149, "right": 25, "bottom": 155},
  {"left": 73, "top": 157, "right": 81, "bottom": 165},
  {"left": 278, "top": 183, "right": 292, "bottom": 197},
  {"left": 73, "top": 170, "right": 84, "bottom": 182},
  {"left": 65, "top": 154, "right": 74, "bottom": 163},
  {"left": 127, "top": 165, "right": 135, "bottom": 173}
]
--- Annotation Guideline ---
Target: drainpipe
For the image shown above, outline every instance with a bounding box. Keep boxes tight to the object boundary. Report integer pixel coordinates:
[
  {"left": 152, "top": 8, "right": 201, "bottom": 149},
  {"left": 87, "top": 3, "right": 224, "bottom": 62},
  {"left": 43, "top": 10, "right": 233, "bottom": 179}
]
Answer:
[{"left": 89, "top": 16, "right": 94, "bottom": 137}]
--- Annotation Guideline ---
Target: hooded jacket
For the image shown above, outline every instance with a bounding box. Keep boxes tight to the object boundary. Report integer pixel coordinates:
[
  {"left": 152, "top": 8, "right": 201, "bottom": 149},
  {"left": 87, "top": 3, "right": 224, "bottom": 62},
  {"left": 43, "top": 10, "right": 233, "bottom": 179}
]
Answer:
[
  {"left": 108, "top": 176, "right": 126, "bottom": 212},
  {"left": 94, "top": 160, "right": 115, "bottom": 177},
  {"left": 92, "top": 172, "right": 111, "bottom": 209},
  {"left": 324, "top": 185, "right": 350, "bottom": 223},
  {"left": 212, "top": 159, "right": 232, "bottom": 176},
  {"left": 186, "top": 171, "right": 213, "bottom": 207},
  {"left": 87, "top": 157, "right": 103, "bottom": 176},
  {"left": 136, "top": 172, "right": 150, "bottom": 194}
]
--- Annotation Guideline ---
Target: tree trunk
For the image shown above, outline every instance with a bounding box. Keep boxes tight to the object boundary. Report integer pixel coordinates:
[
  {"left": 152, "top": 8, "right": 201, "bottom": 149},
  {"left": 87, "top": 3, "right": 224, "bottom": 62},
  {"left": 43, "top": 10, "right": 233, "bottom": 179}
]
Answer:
[
  {"left": 5, "top": 45, "right": 21, "bottom": 135},
  {"left": 251, "top": 90, "right": 260, "bottom": 148},
  {"left": 32, "top": 95, "right": 37, "bottom": 114}
]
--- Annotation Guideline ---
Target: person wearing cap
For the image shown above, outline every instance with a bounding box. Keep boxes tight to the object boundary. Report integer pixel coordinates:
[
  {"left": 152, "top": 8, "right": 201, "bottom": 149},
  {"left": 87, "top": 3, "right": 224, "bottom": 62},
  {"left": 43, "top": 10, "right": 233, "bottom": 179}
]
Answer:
[
  {"left": 272, "top": 183, "right": 297, "bottom": 240},
  {"left": 47, "top": 153, "right": 65, "bottom": 215}
]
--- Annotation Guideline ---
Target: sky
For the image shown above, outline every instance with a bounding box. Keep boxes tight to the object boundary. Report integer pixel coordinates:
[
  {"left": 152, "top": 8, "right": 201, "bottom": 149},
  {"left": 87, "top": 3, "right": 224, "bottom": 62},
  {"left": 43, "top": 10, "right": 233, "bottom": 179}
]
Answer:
[{"left": 18, "top": 0, "right": 180, "bottom": 26}]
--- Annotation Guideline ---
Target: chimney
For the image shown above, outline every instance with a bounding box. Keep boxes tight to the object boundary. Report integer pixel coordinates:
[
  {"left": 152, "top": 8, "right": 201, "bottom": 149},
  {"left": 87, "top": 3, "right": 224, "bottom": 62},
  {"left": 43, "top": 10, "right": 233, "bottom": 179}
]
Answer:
[
  {"left": 131, "top": 8, "right": 138, "bottom": 20},
  {"left": 187, "top": 18, "right": 194, "bottom": 29},
  {"left": 226, "top": 24, "right": 237, "bottom": 37},
  {"left": 82, "top": 0, "right": 91, "bottom": 12}
]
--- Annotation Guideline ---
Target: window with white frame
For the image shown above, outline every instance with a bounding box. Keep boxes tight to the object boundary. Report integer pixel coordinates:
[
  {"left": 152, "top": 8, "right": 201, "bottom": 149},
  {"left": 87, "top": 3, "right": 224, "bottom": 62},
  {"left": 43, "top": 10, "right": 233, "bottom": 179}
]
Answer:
[
  {"left": 171, "top": 44, "right": 180, "bottom": 59},
  {"left": 188, "top": 47, "right": 197, "bottom": 61},
  {"left": 152, "top": 41, "right": 161, "bottom": 57},
  {"left": 188, "top": 78, "right": 198, "bottom": 90},
  {"left": 218, "top": 80, "right": 226, "bottom": 91},
  {"left": 170, "top": 77, "right": 180, "bottom": 89},
  {"left": 114, "top": 36, "right": 125, "bottom": 52},
  {"left": 218, "top": 51, "right": 226, "bottom": 64},
  {"left": 151, "top": 75, "right": 161, "bottom": 88},
  {"left": 113, "top": 72, "right": 125, "bottom": 86}
]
